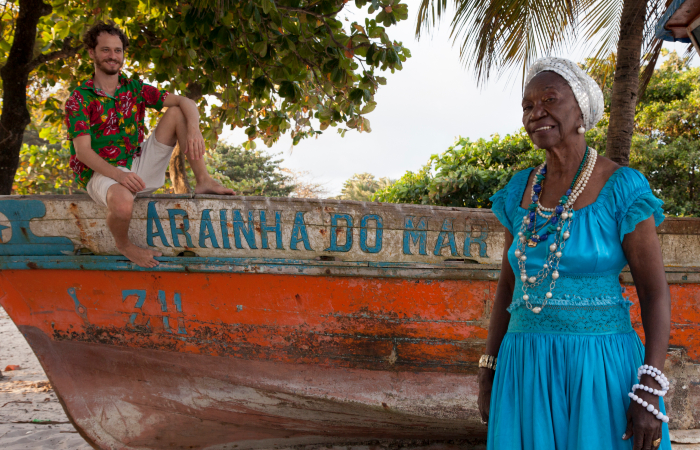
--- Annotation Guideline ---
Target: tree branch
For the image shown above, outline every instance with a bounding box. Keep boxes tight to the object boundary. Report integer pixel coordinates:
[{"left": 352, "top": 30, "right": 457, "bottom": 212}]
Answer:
[{"left": 28, "top": 36, "right": 82, "bottom": 71}]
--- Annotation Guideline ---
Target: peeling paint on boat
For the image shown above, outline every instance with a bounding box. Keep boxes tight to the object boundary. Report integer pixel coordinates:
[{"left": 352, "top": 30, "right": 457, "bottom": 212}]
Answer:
[{"left": 0, "top": 194, "right": 698, "bottom": 449}]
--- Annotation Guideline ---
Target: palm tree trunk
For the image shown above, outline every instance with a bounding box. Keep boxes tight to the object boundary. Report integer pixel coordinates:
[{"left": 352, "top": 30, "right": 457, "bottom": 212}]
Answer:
[{"left": 606, "top": 0, "right": 648, "bottom": 166}]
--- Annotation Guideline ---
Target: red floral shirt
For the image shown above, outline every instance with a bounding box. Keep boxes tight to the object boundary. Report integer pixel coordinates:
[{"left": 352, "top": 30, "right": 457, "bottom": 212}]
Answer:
[{"left": 65, "top": 74, "right": 169, "bottom": 187}]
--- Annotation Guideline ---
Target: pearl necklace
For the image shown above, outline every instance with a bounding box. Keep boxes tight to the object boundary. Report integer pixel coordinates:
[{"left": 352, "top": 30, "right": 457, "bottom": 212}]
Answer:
[{"left": 515, "top": 148, "right": 598, "bottom": 314}]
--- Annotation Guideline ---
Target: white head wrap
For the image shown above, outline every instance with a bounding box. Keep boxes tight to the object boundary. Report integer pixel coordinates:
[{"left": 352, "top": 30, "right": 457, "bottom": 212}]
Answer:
[{"left": 524, "top": 57, "right": 604, "bottom": 131}]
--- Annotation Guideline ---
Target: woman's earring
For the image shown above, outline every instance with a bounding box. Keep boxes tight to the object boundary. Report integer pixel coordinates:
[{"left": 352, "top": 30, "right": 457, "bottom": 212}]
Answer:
[{"left": 577, "top": 125, "right": 585, "bottom": 134}]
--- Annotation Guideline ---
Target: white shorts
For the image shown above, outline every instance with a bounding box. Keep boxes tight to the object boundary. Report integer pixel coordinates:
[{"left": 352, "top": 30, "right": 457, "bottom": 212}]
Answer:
[{"left": 86, "top": 134, "right": 175, "bottom": 208}]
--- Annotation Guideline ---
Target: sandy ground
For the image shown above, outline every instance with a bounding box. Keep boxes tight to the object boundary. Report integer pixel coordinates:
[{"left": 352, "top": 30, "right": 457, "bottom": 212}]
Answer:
[
  {"left": 0, "top": 307, "right": 92, "bottom": 449},
  {"left": 1, "top": 305, "right": 699, "bottom": 450}
]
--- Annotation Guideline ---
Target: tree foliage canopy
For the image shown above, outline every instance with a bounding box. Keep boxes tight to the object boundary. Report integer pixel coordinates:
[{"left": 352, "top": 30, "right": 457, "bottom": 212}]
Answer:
[
  {"left": 338, "top": 172, "right": 393, "bottom": 201},
  {"left": 208, "top": 143, "right": 296, "bottom": 197},
  {"left": 373, "top": 131, "right": 544, "bottom": 206},
  {"left": 5, "top": 0, "right": 410, "bottom": 148}
]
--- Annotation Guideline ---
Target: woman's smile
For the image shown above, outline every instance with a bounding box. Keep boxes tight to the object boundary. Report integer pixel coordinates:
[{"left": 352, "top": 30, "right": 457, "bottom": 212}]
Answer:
[{"left": 532, "top": 125, "right": 556, "bottom": 133}]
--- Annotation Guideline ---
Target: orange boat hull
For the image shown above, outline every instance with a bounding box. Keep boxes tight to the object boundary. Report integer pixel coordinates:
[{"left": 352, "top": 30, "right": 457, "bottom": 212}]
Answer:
[
  {"left": 0, "top": 195, "right": 698, "bottom": 448},
  {"left": 2, "top": 266, "right": 699, "bottom": 449}
]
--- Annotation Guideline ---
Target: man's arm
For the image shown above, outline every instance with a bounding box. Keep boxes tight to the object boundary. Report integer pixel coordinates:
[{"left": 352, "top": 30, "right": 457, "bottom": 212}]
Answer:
[
  {"left": 161, "top": 94, "right": 205, "bottom": 160},
  {"left": 73, "top": 135, "right": 145, "bottom": 193}
]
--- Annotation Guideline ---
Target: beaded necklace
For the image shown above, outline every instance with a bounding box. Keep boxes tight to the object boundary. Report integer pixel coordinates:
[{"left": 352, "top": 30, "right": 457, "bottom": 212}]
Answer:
[{"left": 515, "top": 147, "right": 597, "bottom": 314}]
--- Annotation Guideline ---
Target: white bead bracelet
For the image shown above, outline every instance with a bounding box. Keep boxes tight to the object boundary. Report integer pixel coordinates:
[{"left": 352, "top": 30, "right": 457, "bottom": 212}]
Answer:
[
  {"left": 628, "top": 392, "right": 669, "bottom": 423},
  {"left": 632, "top": 383, "right": 668, "bottom": 397},
  {"left": 637, "top": 364, "right": 669, "bottom": 391}
]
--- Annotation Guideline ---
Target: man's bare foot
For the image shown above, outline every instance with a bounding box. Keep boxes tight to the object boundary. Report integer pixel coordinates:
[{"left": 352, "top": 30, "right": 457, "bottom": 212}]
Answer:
[
  {"left": 117, "top": 242, "right": 162, "bottom": 268},
  {"left": 194, "top": 177, "right": 235, "bottom": 195}
]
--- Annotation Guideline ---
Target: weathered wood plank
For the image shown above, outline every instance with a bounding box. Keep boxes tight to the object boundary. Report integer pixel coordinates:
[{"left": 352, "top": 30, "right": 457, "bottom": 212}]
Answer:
[{"left": 0, "top": 195, "right": 698, "bottom": 267}]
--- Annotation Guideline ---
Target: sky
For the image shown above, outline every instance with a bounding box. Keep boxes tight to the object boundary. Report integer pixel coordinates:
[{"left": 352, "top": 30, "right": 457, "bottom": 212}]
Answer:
[{"left": 220, "top": 5, "right": 695, "bottom": 197}]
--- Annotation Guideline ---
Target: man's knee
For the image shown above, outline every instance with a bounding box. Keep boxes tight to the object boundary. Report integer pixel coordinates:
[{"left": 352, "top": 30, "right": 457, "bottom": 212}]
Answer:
[
  {"left": 106, "top": 185, "right": 134, "bottom": 219},
  {"left": 164, "top": 105, "right": 183, "bottom": 119}
]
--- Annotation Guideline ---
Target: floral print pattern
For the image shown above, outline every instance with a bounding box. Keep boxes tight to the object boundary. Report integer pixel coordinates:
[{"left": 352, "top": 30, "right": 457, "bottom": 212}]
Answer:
[{"left": 65, "top": 73, "right": 168, "bottom": 187}]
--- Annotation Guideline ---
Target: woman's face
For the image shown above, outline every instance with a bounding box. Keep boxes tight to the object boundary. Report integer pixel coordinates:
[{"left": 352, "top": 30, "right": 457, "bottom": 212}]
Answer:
[{"left": 522, "top": 71, "right": 583, "bottom": 150}]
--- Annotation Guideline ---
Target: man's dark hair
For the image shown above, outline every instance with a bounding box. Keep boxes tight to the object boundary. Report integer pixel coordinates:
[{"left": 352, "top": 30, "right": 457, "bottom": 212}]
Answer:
[{"left": 83, "top": 21, "right": 129, "bottom": 51}]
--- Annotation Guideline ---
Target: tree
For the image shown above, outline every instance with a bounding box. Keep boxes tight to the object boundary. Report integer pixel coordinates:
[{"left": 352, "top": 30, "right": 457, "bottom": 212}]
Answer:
[
  {"left": 1, "top": 0, "right": 410, "bottom": 195},
  {"left": 13, "top": 144, "right": 75, "bottom": 195},
  {"left": 376, "top": 52, "right": 700, "bottom": 217},
  {"left": 281, "top": 168, "right": 330, "bottom": 198},
  {"left": 338, "top": 172, "right": 393, "bottom": 201},
  {"left": 414, "top": 0, "right": 670, "bottom": 166},
  {"left": 373, "top": 131, "right": 544, "bottom": 206},
  {"left": 205, "top": 143, "right": 296, "bottom": 197}
]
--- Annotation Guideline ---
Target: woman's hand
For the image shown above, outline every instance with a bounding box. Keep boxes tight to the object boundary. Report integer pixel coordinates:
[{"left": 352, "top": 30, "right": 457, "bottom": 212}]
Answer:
[
  {"left": 622, "top": 377, "right": 663, "bottom": 449},
  {"left": 478, "top": 367, "right": 495, "bottom": 424}
]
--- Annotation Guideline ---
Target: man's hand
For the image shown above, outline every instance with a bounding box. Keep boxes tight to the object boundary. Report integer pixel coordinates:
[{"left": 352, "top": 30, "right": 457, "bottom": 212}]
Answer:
[
  {"left": 116, "top": 171, "right": 146, "bottom": 193},
  {"left": 183, "top": 126, "right": 206, "bottom": 160}
]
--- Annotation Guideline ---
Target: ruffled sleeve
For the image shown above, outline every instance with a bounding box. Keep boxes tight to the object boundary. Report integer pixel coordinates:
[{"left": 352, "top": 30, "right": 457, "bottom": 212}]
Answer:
[
  {"left": 489, "top": 168, "right": 532, "bottom": 236},
  {"left": 611, "top": 167, "right": 665, "bottom": 242},
  {"left": 490, "top": 188, "right": 512, "bottom": 234}
]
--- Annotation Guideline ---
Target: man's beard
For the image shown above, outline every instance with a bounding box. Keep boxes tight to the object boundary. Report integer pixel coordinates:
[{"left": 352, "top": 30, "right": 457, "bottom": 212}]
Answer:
[{"left": 96, "top": 57, "right": 123, "bottom": 76}]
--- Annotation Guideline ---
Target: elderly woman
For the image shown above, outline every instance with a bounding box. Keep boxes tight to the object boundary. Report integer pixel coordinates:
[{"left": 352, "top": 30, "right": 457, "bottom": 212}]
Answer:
[{"left": 478, "top": 57, "right": 672, "bottom": 450}]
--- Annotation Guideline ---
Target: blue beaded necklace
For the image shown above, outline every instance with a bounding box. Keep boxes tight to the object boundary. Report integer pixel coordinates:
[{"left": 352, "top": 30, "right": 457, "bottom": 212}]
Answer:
[
  {"left": 524, "top": 146, "right": 588, "bottom": 247},
  {"left": 514, "top": 146, "right": 597, "bottom": 314}
]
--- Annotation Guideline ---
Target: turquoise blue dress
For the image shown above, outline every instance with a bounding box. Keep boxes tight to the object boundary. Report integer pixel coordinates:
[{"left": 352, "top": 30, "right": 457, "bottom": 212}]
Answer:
[{"left": 487, "top": 166, "right": 671, "bottom": 450}]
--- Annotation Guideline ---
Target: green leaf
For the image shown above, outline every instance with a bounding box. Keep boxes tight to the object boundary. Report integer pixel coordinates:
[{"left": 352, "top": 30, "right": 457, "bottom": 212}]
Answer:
[
  {"left": 253, "top": 41, "right": 268, "bottom": 57},
  {"left": 360, "top": 101, "right": 377, "bottom": 114}
]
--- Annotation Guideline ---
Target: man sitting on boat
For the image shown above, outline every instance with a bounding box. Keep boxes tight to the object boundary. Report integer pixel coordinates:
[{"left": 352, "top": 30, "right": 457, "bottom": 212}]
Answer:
[{"left": 65, "top": 22, "right": 234, "bottom": 268}]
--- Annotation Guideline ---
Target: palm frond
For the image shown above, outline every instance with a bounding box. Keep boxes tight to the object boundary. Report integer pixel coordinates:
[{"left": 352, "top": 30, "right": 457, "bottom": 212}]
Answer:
[
  {"left": 415, "top": 0, "right": 669, "bottom": 87},
  {"left": 455, "top": 0, "right": 580, "bottom": 85},
  {"left": 578, "top": 0, "right": 623, "bottom": 63},
  {"left": 683, "top": 43, "right": 697, "bottom": 63},
  {"left": 638, "top": 37, "right": 663, "bottom": 100},
  {"left": 415, "top": 0, "right": 452, "bottom": 39}
]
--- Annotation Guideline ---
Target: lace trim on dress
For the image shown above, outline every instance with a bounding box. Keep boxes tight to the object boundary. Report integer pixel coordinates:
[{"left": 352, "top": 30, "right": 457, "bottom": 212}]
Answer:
[
  {"left": 507, "top": 303, "right": 634, "bottom": 334},
  {"left": 507, "top": 294, "right": 632, "bottom": 313}
]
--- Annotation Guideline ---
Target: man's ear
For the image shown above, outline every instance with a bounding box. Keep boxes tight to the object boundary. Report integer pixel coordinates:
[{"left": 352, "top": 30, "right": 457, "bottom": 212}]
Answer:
[{"left": 87, "top": 47, "right": 95, "bottom": 60}]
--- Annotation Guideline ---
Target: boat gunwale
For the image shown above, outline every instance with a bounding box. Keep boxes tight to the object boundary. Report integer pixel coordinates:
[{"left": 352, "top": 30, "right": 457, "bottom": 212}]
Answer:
[{"left": 0, "top": 255, "right": 699, "bottom": 283}]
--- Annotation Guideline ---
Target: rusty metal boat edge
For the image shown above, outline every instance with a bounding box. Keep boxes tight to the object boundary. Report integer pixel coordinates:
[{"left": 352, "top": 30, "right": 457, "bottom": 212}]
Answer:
[{"left": 0, "top": 194, "right": 698, "bottom": 450}]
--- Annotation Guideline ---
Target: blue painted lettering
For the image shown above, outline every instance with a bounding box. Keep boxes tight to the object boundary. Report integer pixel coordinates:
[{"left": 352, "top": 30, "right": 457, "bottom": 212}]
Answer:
[
  {"left": 157, "top": 290, "right": 168, "bottom": 312},
  {"left": 162, "top": 316, "right": 172, "bottom": 333},
  {"left": 122, "top": 289, "right": 147, "bottom": 327},
  {"left": 434, "top": 218, "right": 459, "bottom": 256},
  {"left": 167, "top": 209, "right": 194, "bottom": 248},
  {"left": 158, "top": 290, "right": 185, "bottom": 334},
  {"left": 198, "top": 210, "right": 220, "bottom": 248},
  {"left": 232, "top": 210, "right": 257, "bottom": 249},
  {"left": 147, "top": 202, "right": 171, "bottom": 247},
  {"left": 324, "top": 213, "right": 353, "bottom": 252},
  {"left": 260, "top": 211, "right": 284, "bottom": 250},
  {"left": 219, "top": 210, "right": 231, "bottom": 249},
  {"left": 403, "top": 216, "right": 428, "bottom": 255},
  {"left": 464, "top": 219, "right": 489, "bottom": 257},
  {"left": 360, "top": 215, "right": 383, "bottom": 253},
  {"left": 290, "top": 212, "right": 312, "bottom": 251},
  {"left": 0, "top": 199, "right": 73, "bottom": 256},
  {"left": 122, "top": 289, "right": 186, "bottom": 334}
]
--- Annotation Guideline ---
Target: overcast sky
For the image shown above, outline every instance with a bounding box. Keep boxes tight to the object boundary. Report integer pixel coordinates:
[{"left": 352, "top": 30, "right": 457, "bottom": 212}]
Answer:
[{"left": 220, "top": 5, "right": 694, "bottom": 197}]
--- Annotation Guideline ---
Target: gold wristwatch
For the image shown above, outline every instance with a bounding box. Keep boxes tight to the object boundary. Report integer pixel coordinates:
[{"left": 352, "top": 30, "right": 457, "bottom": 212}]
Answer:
[{"left": 479, "top": 355, "right": 497, "bottom": 370}]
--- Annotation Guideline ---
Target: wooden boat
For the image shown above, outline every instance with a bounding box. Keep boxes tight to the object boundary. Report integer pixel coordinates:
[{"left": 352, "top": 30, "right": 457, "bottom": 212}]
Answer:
[{"left": 0, "top": 194, "right": 698, "bottom": 449}]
